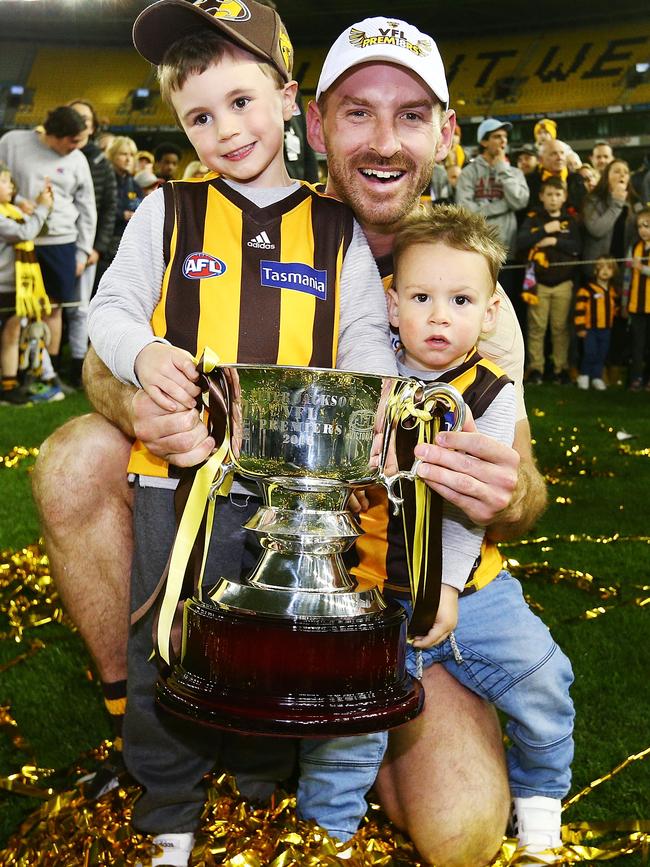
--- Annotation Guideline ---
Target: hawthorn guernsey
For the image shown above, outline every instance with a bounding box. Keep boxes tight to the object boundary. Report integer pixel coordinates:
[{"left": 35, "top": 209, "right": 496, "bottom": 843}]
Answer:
[{"left": 260, "top": 261, "right": 328, "bottom": 301}]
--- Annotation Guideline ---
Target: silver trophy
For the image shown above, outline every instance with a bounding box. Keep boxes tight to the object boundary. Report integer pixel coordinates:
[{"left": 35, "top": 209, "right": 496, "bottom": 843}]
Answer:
[{"left": 158, "top": 364, "right": 465, "bottom": 736}]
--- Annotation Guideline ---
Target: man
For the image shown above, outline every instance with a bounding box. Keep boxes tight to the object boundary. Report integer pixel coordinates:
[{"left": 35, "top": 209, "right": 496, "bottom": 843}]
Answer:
[
  {"left": 153, "top": 141, "right": 181, "bottom": 181},
  {"left": 515, "top": 143, "right": 538, "bottom": 177},
  {"left": 526, "top": 138, "right": 587, "bottom": 215},
  {"left": 456, "top": 118, "right": 529, "bottom": 300},
  {"left": 590, "top": 140, "right": 614, "bottom": 173},
  {"left": 0, "top": 106, "right": 96, "bottom": 397},
  {"left": 33, "top": 14, "right": 546, "bottom": 866}
]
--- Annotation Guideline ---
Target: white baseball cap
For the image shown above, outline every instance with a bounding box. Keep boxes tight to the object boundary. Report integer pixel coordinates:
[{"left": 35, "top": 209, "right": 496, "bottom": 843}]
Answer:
[{"left": 316, "top": 17, "right": 449, "bottom": 108}]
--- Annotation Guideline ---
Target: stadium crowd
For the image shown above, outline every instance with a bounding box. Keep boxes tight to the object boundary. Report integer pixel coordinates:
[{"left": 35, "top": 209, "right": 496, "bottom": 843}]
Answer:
[{"left": 1, "top": 103, "right": 649, "bottom": 405}]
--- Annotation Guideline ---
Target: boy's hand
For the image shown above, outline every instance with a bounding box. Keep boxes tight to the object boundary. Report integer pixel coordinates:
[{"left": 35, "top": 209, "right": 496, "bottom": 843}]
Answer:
[
  {"left": 131, "top": 389, "right": 215, "bottom": 467},
  {"left": 535, "top": 236, "right": 557, "bottom": 248},
  {"left": 543, "top": 219, "right": 561, "bottom": 234},
  {"left": 134, "top": 342, "right": 200, "bottom": 411},
  {"left": 411, "top": 585, "right": 459, "bottom": 648}
]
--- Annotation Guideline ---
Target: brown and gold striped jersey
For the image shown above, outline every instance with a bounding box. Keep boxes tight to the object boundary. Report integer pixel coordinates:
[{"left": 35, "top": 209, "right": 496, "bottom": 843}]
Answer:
[
  {"left": 627, "top": 240, "right": 650, "bottom": 315},
  {"left": 574, "top": 282, "right": 618, "bottom": 331},
  {"left": 129, "top": 176, "right": 354, "bottom": 477},
  {"left": 348, "top": 351, "right": 511, "bottom": 599}
]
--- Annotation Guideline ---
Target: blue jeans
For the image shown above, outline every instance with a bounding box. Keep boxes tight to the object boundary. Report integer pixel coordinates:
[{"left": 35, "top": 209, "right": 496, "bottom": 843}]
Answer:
[
  {"left": 581, "top": 328, "right": 611, "bottom": 379},
  {"left": 397, "top": 570, "right": 575, "bottom": 799}
]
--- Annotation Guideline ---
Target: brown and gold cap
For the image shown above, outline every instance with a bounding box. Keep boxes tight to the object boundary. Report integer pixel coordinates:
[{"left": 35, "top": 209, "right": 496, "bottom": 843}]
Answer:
[{"left": 133, "top": 0, "right": 294, "bottom": 81}]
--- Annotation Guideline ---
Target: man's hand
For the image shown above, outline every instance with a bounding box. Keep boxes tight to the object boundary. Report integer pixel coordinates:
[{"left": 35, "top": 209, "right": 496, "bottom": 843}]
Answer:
[
  {"left": 131, "top": 390, "right": 215, "bottom": 467},
  {"left": 134, "top": 342, "right": 200, "bottom": 411},
  {"left": 411, "top": 585, "right": 459, "bottom": 648},
  {"left": 413, "top": 407, "right": 519, "bottom": 527}
]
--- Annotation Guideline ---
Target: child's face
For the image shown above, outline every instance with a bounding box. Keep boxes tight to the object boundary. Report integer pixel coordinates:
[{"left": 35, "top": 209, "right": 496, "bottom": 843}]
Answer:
[
  {"left": 0, "top": 172, "right": 13, "bottom": 204},
  {"left": 596, "top": 261, "right": 614, "bottom": 282},
  {"left": 388, "top": 241, "right": 499, "bottom": 371},
  {"left": 637, "top": 215, "right": 650, "bottom": 243},
  {"left": 172, "top": 46, "right": 297, "bottom": 188},
  {"left": 539, "top": 185, "right": 566, "bottom": 214}
]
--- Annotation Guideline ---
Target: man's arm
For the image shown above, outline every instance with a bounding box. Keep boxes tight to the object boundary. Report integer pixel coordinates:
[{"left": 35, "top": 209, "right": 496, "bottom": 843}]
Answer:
[
  {"left": 83, "top": 347, "right": 214, "bottom": 467},
  {"left": 413, "top": 416, "right": 547, "bottom": 541},
  {"left": 83, "top": 346, "right": 136, "bottom": 437}
]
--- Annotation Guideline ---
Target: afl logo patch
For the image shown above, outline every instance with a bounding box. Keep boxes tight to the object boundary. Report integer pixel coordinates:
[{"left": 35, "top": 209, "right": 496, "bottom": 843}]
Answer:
[{"left": 182, "top": 252, "right": 227, "bottom": 279}]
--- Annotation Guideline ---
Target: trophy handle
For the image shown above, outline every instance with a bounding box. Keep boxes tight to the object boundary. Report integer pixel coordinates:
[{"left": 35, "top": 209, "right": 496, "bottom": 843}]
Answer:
[{"left": 379, "top": 381, "right": 466, "bottom": 515}]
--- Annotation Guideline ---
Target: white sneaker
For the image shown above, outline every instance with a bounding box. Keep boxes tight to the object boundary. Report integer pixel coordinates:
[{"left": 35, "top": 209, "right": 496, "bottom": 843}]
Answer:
[
  {"left": 512, "top": 796, "right": 562, "bottom": 864},
  {"left": 136, "top": 832, "right": 195, "bottom": 866},
  {"left": 576, "top": 375, "right": 589, "bottom": 390},
  {"left": 591, "top": 378, "right": 607, "bottom": 391}
]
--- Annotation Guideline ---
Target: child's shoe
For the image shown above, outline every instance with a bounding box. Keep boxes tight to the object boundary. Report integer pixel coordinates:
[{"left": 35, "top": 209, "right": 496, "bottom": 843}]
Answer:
[
  {"left": 591, "top": 378, "right": 606, "bottom": 391},
  {"left": 136, "top": 832, "right": 195, "bottom": 866},
  {"left": 511, "top": 795, "right": 562, "bottom": 864},
  {"left": 576, "top": 375, "right": 589, "bottom": 390}
]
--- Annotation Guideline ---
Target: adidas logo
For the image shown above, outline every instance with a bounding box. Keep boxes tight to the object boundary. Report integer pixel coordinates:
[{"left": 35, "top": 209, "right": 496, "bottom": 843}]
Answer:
[{"left": 247, "top": 231, "right": 275, "bottom": 250}]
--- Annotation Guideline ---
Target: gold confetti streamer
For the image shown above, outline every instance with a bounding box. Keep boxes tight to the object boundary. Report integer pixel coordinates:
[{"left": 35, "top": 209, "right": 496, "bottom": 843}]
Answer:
[{"left": 0, "top": 446, "right": 39, "bottom": 470}]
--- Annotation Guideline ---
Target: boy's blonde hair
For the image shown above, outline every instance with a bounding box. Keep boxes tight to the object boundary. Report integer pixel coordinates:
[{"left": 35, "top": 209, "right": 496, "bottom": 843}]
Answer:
[
  {"left": 158, "top": 31, "right": 285, "bottom": 107},
  {"left": 107, "top": 136, "right": 138, "bottom": 163},
  {"left": 393, "top": 204, "right": 507, "bottom": 290}
]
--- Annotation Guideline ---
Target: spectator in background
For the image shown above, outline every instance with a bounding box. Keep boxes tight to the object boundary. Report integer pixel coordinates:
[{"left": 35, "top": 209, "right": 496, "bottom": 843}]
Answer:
[
  {"left": 0, "top": 105, "right": 96, "bottom": 400},
  {"left": 518, "top": 176, "right": 581, "bottom": 385},
  {"left": 134, "top": 168, "right": 162, "bottom": 196},
  {"left": 590, "top": 141, "right": 614, "bottom": 174},
  {"left": 0, "top": 163, "right": 53, "bottom": 404},
  {"left": 582, "top": 159, "right": 632, "bottom": 267},
  {"left": 94, "top": 136, "right": 143, "bottom": 291},
  {"left": 583, "top": 159, "right": 633, "bottom": 384},
  {"left": 446, "top": 122, "right": 466, "bottom": 168},
  {"left": 514, "top": 143, "right": 538, "bottom": 177},
  {"left": 630, "top": 153, "right": 650, "bottom": 211},
  {"left": 578, "top": 163, "right": 599, "bottom": 193},
  {"left": 446, "top": 163, "right": 461, "bottom": 194},
  {"left": 456, "top": 117, "right": 529, "bottom": 302},
  {"left": 97, "top": 131, "right": 115, "bottom": 154},
  {"left": 153, "top": 142, "right": 182, "bottom": 181},
  {"left": 575, "top": 256, "right": 619, "bottom": 391},
  {"left": 67, "top": 99, "right": 118, "bottom": 387},
  {"left": 622, "top": 207, "right": 650, "bottom": 390},
  {"left": 136, "top": 150, "right": 155, "bottom": 172},
  {"left": 182, "top": 160, "right": 208, "bottom": 179},
  {"left": 424, "top": 163, "right": 455, "bottom": 205},
  {"left": 526, "top": 139, "right": 587, "bottom": 215},
  {"left": 533, "top": 118, "right": 557, "bottom": 153}
]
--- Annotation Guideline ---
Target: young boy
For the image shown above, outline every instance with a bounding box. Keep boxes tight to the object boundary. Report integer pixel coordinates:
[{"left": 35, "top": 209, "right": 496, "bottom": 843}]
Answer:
[
  {"left": 622, "top": 207, "right": 650, "bottom": 390},
  {"left": 87, "top": 1, "right": 397, "bottom": 863},
  {"left": 353, "top": 205, "right": 575, "bottom": 864},
  {"left": 575, "top": 257, "right": 619, "bottom": 390},
  {"left": 0, "top": 164, "right": 52, "bottom": 404},
  {"left": 517, "top": 175, "right": 581, "bottom": 385}
]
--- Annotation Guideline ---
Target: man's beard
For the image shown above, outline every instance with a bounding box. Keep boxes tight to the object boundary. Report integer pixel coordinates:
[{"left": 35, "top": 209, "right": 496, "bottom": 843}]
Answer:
[{"left": 326, "top": 149, "right": 436, "bottom": 231}]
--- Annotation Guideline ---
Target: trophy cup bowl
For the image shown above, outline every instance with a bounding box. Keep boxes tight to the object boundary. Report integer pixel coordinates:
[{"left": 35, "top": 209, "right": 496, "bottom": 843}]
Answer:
[{"left": 157, "top": 364, "right": 465, "bottom": 736}]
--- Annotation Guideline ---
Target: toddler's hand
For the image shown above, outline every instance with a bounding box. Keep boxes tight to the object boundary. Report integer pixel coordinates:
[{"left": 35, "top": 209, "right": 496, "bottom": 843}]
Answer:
[
  {"left": 411, "top": 584, "right": 459, "bottom": 649},
  {"left": 134, "top": 342, "right": 200, "bottom": 412}
]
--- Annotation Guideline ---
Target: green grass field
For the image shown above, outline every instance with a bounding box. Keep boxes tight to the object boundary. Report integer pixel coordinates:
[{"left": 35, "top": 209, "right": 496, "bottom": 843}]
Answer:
[{"left": 0, "top": 384, "right": 648, "bottom": 864}]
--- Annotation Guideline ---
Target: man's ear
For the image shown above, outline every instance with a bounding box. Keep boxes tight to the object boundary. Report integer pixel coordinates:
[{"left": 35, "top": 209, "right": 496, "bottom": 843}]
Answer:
[
  {"left": 387, "top": 288, "right": 400, "bottom": 328},
  {"left": 306, "top": 99, "right": 326, "bottom": 154},
  {"left": 434, "top": 109, "right": 456, "bottom": 163},
  {"left": 481, "top": 291, "right": 500, "bottom": 334},
  {"left": 282, "top": 81, "right": 299, "bottom": 122}
]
